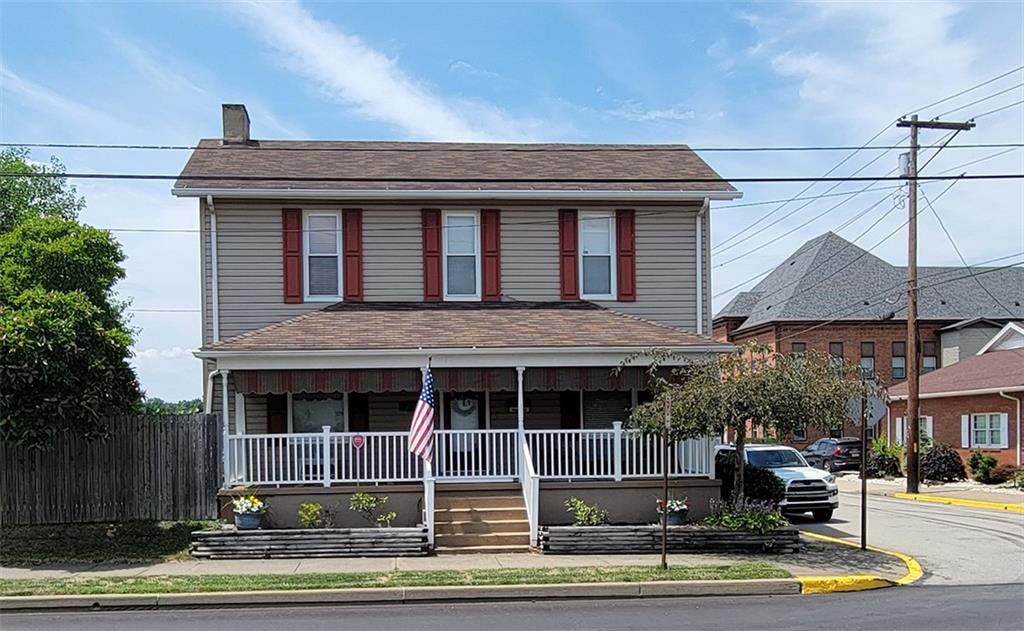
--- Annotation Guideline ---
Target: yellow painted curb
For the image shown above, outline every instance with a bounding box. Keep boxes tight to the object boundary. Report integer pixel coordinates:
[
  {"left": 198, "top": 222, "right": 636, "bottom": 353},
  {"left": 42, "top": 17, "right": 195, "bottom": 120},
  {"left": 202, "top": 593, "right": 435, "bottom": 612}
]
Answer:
[
  {"left": 798, "top": 575, "right": 894, "bottom": 594},
  {"left": 892, "top": 492, "right": 1024, "bottom": 513},
  {"left": 798, "top": 530, "right": 924, "bottom": 591}
]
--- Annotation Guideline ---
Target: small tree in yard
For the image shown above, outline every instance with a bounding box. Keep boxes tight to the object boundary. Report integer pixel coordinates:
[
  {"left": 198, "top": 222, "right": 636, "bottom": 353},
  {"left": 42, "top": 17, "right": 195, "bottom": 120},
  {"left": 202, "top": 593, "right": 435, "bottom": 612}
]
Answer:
[
  {"left": 0, "top": 149, "right": 140, "bottom": 447},
  {"left": 623, "top": 342, "right": 861, "bottom": 504}
]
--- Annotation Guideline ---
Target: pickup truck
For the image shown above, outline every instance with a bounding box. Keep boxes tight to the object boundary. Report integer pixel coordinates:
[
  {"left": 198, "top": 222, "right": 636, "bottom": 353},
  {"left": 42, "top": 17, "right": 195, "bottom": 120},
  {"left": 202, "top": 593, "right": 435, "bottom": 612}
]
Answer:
[{"left": 715, "top": 444, "right": 839, "bottom": 521}]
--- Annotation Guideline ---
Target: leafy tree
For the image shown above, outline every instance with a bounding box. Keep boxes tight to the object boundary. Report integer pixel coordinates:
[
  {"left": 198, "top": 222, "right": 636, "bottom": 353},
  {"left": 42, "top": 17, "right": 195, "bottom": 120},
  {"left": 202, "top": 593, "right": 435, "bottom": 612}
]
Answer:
[
  {"left": 138, "top": 397, "right": 203, "bottom": 415},
  {"left": 0, "top": 149, "right": 140, "bottom": 446},
  {"left": 623, "top": 342, "right": 864, "bottom": 504},
  {"left": 1, "top": 147, "right": 85, "bottom": 233}
]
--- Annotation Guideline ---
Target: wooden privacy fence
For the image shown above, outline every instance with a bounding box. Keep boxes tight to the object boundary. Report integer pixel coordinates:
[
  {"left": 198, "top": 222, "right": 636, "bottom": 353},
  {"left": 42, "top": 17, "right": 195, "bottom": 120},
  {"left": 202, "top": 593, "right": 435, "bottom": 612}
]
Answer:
[{"left": 1, "top": 414, "right": 221, "bottom": 525}]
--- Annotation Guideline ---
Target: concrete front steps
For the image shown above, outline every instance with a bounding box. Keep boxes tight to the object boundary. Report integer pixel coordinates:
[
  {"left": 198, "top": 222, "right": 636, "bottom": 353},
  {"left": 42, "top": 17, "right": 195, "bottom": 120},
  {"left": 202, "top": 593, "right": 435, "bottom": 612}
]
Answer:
[{"left": 433, "top": 484, "right": 531, "bottom": 554}]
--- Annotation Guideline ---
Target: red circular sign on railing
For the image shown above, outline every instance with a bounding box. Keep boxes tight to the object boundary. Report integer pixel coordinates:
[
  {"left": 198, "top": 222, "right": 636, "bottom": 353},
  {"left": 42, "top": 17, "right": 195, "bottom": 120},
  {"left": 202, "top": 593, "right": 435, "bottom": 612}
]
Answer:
[{"left": 351, "top": 435, "right": 365, "bottom": 449}]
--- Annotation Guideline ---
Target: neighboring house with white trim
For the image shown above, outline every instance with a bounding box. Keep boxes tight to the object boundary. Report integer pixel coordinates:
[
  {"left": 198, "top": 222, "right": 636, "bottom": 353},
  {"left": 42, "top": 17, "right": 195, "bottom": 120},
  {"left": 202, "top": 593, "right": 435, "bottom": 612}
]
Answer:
[
  {"left": 172, "top": 104, "right": 740, "bottom": 550},
  {"left": 888, "top": 322, "right": 1024, "bottom": 468}
]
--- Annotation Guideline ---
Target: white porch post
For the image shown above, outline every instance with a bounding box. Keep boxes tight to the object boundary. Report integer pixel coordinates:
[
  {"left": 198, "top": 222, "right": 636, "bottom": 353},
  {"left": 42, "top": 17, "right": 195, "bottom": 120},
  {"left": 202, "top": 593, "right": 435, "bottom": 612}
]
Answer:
[
  {"left": 423, "top": 459, "right": 435, "bottom": 547},
  {"left": 320, "top": 425, "right": 332, "bottom": 487},
  {"left": 516, "top": 366, "right": 525, "bottom": 479},
  {"left": 220, "top": 370, "right": 231, "bottom": 488},
  {"left": 612, "top": 421, "right": 623, "bottom": 482},
  {"left": 234, "top": 392, "right": 245, "bottom": 435}
]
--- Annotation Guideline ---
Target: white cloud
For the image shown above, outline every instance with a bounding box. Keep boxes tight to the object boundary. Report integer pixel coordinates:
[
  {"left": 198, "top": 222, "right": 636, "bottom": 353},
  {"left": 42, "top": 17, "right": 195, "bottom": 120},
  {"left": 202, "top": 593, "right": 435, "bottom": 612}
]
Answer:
[
  {"left": 1, "top": 67, "right": 127, "bottom": 134},
  {"left": 607, "top": 101, "right": 695, "bottom": 123},
  {"left": 134, "top": 346, "right": 195, "bottom": 360},
  {"left": 706, "top": 38, "right": 735, "bottom": 72},
  {"left": 109, "top": 37, "right": 208, "bottom": 96},
  {"left": 233, "top": 1, "right": 537, "bottom": 141},
  {"left": 449, "top": 60, "right": 501, "bottom": 81}
]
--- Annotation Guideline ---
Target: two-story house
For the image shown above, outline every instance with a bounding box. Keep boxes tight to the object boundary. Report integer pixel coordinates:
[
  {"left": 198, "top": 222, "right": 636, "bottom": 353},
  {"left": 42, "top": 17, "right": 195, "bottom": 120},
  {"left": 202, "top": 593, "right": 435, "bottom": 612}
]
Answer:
[{"left": 174, "top": 105, "right": 740, "bottom": 551}]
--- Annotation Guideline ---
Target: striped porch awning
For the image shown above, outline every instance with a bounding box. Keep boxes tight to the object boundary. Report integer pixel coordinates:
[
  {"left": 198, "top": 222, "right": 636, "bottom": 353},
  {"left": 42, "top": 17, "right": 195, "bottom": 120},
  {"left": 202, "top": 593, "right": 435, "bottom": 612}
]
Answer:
[{"left": 234, "top": 367, "right": 652, "bottom": 395}]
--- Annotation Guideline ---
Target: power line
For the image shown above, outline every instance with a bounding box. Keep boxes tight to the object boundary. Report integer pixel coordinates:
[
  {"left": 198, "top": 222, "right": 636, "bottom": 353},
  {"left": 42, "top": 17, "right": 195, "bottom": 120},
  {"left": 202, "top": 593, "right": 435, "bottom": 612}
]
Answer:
[
  {"left": 1, "top": 171, "right": 1019, "bottom": 184},
  {"left": 932, "top": 82, "right": 1024, "bottom": 119},
  {"left": 910, "top": 64, "right": 1023, "bottom": 115},
  {"left": 920, "top": 188, "right": 1016, "bottom": 318},
  {"left": 972, "top": 99, "right": 1024, "bottom": 120}
]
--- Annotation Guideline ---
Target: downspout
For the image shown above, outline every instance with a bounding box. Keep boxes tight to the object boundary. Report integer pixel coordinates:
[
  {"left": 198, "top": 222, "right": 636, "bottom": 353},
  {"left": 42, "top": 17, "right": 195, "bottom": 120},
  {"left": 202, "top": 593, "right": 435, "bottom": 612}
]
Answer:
[
  {"left": 998, "top": 391, "right": 1022, "bottom": 467},
  {"left": 204, "top": 368, "right": 231, "bottom": 487},
  {"left": 696, "top": 197, "right": 709, "bottom": 336},
  {"left": 207, "top": 194, "right": 221, "bottom": 342}
]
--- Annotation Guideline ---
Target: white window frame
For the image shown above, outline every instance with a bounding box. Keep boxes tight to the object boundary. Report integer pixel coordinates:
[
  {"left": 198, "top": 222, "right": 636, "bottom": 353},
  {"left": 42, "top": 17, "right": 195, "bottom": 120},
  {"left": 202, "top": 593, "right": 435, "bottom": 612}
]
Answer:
[
  {"left": 442, "top": 210, "right": 482, "bottom": 301},
  {"left": 303, "top": 211, "right": 343, "bottom": 302},
  {"left": 970, "top": 413, "right": 1004, "bottom": 448},
  {"left": 578, "top": 211, "right": 617, "bottom": 300}
]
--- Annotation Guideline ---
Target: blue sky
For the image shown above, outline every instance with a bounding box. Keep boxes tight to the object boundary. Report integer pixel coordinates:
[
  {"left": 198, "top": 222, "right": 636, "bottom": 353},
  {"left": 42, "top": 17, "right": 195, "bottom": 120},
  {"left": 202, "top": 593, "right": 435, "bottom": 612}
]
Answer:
[{"left": 2, "top": 1, "right": 1022, "bottom": 400}]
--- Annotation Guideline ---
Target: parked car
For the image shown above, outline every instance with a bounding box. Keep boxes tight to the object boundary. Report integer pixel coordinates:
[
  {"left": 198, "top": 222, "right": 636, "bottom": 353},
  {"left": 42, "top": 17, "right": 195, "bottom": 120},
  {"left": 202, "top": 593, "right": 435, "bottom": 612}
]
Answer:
[
  {"left": 802, "top": 437, "right": 863, "bottom": 472},
  {"left": 716, "top": 444, "right": 839, "bottom": 522}
]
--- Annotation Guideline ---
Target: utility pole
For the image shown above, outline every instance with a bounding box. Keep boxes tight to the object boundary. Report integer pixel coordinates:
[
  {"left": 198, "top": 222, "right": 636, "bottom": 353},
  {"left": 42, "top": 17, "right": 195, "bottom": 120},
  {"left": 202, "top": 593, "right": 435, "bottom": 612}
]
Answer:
[{"left": 896, "top": 115, "right": 974, "bottom": 494}]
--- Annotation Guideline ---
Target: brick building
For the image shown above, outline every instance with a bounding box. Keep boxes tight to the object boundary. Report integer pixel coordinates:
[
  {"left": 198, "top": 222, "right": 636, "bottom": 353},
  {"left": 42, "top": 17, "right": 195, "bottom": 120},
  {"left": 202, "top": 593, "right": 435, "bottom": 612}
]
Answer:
[
  {"left": 713, "top": 232, "right": 1024, "bottom": 448},
  {"left": 889, "top": 323, "right": 1024, "bottom": 467}
]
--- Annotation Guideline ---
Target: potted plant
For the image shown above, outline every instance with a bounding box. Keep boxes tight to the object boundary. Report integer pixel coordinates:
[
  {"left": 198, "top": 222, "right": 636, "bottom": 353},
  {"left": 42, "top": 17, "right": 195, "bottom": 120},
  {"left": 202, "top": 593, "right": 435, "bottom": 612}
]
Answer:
[
  {"left": 657, "top": 497, "right": 689, "bottom": 525},
  {"left": 232, "top": 494, "right": 266, "bottom": 530}
]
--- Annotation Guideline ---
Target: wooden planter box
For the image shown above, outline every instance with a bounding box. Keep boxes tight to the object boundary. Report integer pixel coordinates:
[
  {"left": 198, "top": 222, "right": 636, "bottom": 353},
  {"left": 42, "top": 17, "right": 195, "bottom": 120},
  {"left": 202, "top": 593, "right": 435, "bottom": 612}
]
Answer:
[
  {"left": 540, "top": 525, "right": 799, "bottom": 554},
  {"left": 191, "top": 527, "right": 429, "bottom": 559}
]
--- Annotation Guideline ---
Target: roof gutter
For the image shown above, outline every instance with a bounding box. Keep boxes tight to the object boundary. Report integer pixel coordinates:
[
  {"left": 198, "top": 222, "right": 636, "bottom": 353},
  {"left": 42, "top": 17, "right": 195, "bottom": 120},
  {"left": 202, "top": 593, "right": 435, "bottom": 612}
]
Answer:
[
  {"left": 172, "top": 187, "right": 743, "bottom": 201},
  {"left": 889, "top": 385, "right": 1024, "bottom": 400}
]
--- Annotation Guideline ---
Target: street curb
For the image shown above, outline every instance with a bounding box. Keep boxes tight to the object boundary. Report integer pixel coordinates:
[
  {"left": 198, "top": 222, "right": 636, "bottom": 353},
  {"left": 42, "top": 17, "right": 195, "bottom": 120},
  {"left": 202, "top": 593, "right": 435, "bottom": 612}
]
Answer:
[
  {"left": 892, "top": 492, "right": 1024, "bottom": 513},
  {"left": 0, "top": 579, "right": 802, "bottom": 612},
  {"left": 799, "top": 531, "right": 924, "bottom": 590}
]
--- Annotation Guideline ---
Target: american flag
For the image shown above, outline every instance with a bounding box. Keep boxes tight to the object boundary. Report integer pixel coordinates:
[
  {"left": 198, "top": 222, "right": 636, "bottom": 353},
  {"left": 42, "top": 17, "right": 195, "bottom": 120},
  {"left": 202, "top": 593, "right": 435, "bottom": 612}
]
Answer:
[{"left": 408, "top": 365, "right": 436, "bottom": 461}]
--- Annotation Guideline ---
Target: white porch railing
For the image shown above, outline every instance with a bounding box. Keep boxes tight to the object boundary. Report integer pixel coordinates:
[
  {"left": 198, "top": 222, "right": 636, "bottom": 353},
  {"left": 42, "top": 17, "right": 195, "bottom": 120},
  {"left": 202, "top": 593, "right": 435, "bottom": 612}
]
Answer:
[
  {"left": 520, "top": 439, "right": 540, "bottom": 547},
  {"left": 225, "top": 425, "right": 714, "bottom": 487},
  {"left": 434, "top": 429, "right": 518, "bottom": 480}
]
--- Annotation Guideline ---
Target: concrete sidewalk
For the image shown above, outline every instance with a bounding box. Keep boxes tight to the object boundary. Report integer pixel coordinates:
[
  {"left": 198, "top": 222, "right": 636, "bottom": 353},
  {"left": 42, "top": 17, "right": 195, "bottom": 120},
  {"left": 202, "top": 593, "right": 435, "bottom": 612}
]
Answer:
[
  {"left": 835, "top": 475, "right": 1023, "bottom": 505},
  {"left": 0, "top": 539, "right": 906, "bottom": 582}
]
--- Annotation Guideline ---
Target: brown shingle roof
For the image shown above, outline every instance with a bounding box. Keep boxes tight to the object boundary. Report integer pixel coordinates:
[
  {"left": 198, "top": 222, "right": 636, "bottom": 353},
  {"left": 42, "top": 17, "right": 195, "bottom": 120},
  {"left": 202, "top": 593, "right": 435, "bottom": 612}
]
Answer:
[
  {"left": 889, "top": 349, "right": 1024, "bottom": 397},
  {"left": 204, "top": 302, "right": 726, "bottom": 352},
  {"left": 175, "top": 141, "right": 737, "bottom": 193}
]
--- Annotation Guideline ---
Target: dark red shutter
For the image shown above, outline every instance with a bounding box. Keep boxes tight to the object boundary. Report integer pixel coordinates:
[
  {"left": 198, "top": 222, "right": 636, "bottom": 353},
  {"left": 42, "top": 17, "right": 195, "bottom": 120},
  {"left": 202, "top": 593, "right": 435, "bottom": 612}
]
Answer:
[
  {"left": 342, "top": 208, "right": 364, "bottom": 302},
  {"left": 282, "top": 208, "right": 303, "bottom": 304},
  {"left": 267, "top": 394, "right": 288, "bottom": 433},
  {"left": 558, "top": 209, "right": 579, "bottom": 300},
  {"left": 616, "top": 208, "right": 636, "bottom": 301},
  {"left": 481, "top": 209, "right": 502, "bottom": 301},
  {"left": 422, "top": 209, "right": 442, "bottom": 301}
]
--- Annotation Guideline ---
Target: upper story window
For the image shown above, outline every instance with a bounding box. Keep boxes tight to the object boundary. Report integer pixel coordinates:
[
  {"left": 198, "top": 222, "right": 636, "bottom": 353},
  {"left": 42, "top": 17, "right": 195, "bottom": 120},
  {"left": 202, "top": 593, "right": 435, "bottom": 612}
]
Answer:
[
  {"left": 304, "top": 212, "right": 342, "bottom": 300},
  {"left": 790, "top": 342, "right": 807, "bottom": 354},
  {"left": 443, "top": 211, "right": 480, "bottom": 300},
  {"left": 860, "top": 341, "right": 875, "bottom": 376},
  {"left": 892, "top": 341, "right": 906, "bottom": 379},
  {"left": 922, "top": 341, "right": 938, "bottom": 372},
  {"left": 579, "top": 213, "right": 616, "bottom": 299}
]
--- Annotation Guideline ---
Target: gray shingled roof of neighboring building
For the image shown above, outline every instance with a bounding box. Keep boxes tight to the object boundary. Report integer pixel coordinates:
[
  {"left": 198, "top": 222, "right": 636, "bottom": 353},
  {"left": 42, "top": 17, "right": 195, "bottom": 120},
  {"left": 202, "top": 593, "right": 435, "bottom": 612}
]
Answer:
[
  {"left": 174, "top": 140, "right": 738, "bottom": 193},
  {"left": 715, "top": 232, "right": 1024, "bottom": 331}
]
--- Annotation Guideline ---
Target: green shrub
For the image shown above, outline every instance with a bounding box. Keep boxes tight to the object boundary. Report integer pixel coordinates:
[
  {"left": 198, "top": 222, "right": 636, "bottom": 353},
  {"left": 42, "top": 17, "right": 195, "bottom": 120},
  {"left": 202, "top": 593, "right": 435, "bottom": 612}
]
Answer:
[
  {"left": 989, "top": 464, "right": 1017, "bottom": 485},
  {"left": 969, "top": 450, "right": 999, "bottom": 483},
  {"left": 702, "top": 498, "right": 787, "bottom": 535},
  {"left": 920, "top": 443, "right": 966, "bottom": 482},
  {"left": 564, "top": 496, "right": 609, "bottom": 526},
  {"left": 715, "top": 454, "right": 786, "bottom": 506},
  {"left": 866, "top": 437, "right": 902, "bottom": 478},
  {"left": 349, "top": 492, "right": 396, "bottom": 527},
  {"left": 298, "top": 502, "right": 335, "bottom": 529}
]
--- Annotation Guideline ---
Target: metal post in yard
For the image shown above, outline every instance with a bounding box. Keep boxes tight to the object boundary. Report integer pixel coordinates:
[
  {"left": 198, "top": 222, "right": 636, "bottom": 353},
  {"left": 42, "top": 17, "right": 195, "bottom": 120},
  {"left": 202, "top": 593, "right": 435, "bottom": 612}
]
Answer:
[
  {"left": 661, "top": 395, "right": 671, "bottom": 570},
  {"left": 860, "top": 375, "right": 869, "bottom": 551}
]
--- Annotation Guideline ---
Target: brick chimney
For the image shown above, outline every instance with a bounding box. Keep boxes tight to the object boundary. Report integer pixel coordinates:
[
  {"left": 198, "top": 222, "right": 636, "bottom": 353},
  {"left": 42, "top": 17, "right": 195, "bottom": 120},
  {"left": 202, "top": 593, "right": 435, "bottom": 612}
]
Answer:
[{"left": 221, "top": 104, "right": 250, "bottom": 144}]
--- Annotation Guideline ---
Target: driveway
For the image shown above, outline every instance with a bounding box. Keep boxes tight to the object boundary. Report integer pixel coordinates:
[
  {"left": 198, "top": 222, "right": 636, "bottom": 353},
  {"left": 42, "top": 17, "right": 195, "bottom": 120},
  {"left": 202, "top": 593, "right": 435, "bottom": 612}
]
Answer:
[{"left": 796, "top": 491, "right": 1024, "bottom": 585}]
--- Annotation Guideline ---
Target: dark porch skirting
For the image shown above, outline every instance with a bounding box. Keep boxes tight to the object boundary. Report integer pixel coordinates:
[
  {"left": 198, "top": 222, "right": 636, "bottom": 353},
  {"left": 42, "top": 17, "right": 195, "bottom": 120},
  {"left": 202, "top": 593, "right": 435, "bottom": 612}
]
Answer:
[{"left": 235, "top": 367, "right": 653, "bottom": 395}]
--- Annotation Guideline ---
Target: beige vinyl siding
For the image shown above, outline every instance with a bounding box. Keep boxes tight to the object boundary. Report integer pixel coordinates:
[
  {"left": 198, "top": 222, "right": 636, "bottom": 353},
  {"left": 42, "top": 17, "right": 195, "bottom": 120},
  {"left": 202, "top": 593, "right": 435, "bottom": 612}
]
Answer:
[
  {"left": 363, "top": 208, "right": 423, "bottom": 300},
  {"left": 594, "top": 205, "right": 700, "bottom": 329},
  {"left": 245, "top": 394, "right": 268, "bottom": 434},
  {"left": 368, "top": 392, "right": 419, "bottom": 431},
  {"left": 500, "top": 208, "right": 561, "bottom": 301}
]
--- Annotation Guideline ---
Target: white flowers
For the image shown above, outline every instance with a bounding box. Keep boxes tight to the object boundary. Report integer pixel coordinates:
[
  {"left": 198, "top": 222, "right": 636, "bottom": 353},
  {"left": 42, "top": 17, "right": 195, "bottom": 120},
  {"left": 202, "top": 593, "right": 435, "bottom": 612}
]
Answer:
[{"left": 232, "top": 495, "right": 266, "bottom": 514}]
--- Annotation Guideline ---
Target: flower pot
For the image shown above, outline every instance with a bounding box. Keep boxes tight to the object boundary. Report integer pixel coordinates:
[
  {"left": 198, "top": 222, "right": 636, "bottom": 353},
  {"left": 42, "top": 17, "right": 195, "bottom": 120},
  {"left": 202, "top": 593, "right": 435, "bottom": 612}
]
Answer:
[
  {"left": 666, "top": 509, "right": 688, "bottom": 526},
  {"left": 234, "top": 511, "right": 263, "bottom": 530}
]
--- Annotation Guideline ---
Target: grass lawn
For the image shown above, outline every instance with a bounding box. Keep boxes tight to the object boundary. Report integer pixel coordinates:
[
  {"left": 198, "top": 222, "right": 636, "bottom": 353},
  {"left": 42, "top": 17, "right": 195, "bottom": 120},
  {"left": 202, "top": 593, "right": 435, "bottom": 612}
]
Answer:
[
  {"left": 0, "top": 563, "right": 789, "bottom": 596},
  {"left": 0, "top": 521, "right": 219, "bottom": 565}
]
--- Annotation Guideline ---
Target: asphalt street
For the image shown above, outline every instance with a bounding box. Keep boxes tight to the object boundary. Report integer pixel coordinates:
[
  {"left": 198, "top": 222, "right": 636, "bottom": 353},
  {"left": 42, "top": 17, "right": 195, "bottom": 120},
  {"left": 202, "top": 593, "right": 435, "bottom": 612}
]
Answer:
[
  {"left": 796, "top": 491, "right": 1023, "bottom": 585},
  {"left": 3, "top": 584, "right": 1022, "bottom": 631}
]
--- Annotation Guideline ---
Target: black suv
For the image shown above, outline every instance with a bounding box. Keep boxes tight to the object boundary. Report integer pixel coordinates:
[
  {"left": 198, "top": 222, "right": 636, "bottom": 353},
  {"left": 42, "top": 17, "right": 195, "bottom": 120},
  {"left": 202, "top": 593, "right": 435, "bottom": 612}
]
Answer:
[{"left": 802, "top": 438, "right": 862, "bottom": 472}]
